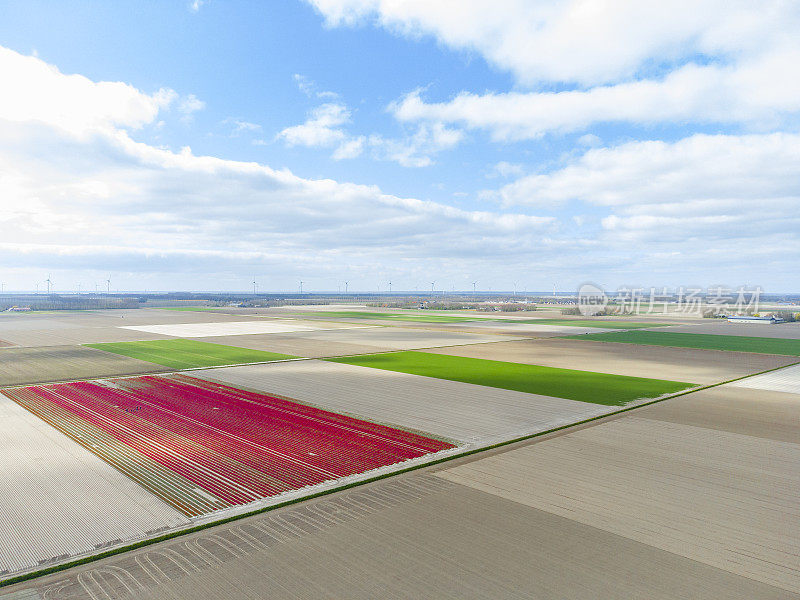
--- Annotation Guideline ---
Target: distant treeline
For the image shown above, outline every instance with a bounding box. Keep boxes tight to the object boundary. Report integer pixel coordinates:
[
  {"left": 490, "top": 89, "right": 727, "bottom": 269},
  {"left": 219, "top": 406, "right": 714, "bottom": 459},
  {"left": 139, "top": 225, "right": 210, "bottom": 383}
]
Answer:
[{"left": 0, "top": 295, "right": 140, "bottom": 311}]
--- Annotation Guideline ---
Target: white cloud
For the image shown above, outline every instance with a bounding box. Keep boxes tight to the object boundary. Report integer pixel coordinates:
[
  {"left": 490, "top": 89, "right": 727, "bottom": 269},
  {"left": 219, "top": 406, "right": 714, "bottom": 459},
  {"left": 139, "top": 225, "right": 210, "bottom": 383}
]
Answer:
[
  {"left": 488, "top": 132, "right": 800, "bottom": 260},
  {"left": 3, "top": 43, "right": 798, "bottom": 290},
  {"left": 495, "top": 132, "right": 800, "bottom": 209},
  {"left": 277, "top": 103, "right": 350, "bottom": 147},
  {"left": 292, "top": 73, "right": 339, "bottom": 100},
  {"left": 578, "top": 134, "right": 602, "bottom": 148},
  {"left": 312, "top": 2, "right": 800, "bottom": 142},
  {"left": 0, "top": 124, "right": 555, "bottom": 278},
  {"left": 225, "top": 118, "right": 262, "bottom": 136},
  {"left": 487, "top": 161, "right": 523, "bottom": 178},
  {"left": 369, "top": 122, "right": 464, "bottom": 167},
  {"left": 332, "top": 135, "right": 365, "bottom": 159},
  {"left": 390, "top": 54, "right": 800, "bottom": 140},
  {"left": 308, "top": 1, "right": 800, "bottom": 86},
  {"left": 0, "top": 46, "right": 176, "bottom": 136},
  {"left": 0, "top": 45, "right": 557, "bottom": 288},
  {"left": 293, "top": 73, "right": 316, "bottom": 97},
  {"left": 277, "top": 102, "right": 464, "bottom": 165},
  {"left": 178, "top": 93, "right": 206, "bottom": 116}
]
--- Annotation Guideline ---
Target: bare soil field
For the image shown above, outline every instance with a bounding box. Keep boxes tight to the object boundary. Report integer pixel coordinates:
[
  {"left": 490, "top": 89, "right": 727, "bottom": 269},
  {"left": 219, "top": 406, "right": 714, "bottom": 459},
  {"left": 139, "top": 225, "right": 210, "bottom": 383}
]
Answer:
[
  {"left": 0, "top": 394, "right": 189, "bottom": 575},
  {"left": 438, "top": 406, "right": 800, "bottom": 594},
  {"left": 0, "top": 346, "right": 170, "bottom": 387},
  {"left": 639, "top": 385, "right": 800, "bottom": 443},
  {"left": 0, "top": 326, "right": 170, "bottom": 347},
  {"left": 194, "top": 327, "right": 511, "bottom": 358},
  {"left": 281, "top": 326, "right": 510, "bottom": 349},
  {"left": 4, "top": 475, "right": 792, "bottom": 599},
  {"left": 433, "top": 321, "right": 618, "bottom": 336},
  {"left": 0, "top": 309, "right": 317, "bottom": 347},
  {"left": 194, "top": 360, "right": 615, "bottom": 444},
  {"left": 119, "top": 320, "right": 369, "bottom": 338},
  {"left": 731, "top": 362, "right": 800, "bottom": 394},
  {"left": 421, "top": 338, "right": 797, "bottom": 383},
  {"left": 189, "top": 333, "right": 389, "bottom": 358}
]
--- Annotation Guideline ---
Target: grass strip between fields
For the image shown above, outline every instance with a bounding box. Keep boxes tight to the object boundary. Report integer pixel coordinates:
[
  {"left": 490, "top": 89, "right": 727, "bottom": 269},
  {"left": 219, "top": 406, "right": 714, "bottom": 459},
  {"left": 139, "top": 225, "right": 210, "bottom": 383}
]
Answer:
[
  {"left": 326, "top": 351, "right": 694, "bottom": 405},
  {"left": 86, "top": 339, "right": 298, "bottom": 369},
  {"left": 561, "top": 330, "right": 800, "bottom": 356}
]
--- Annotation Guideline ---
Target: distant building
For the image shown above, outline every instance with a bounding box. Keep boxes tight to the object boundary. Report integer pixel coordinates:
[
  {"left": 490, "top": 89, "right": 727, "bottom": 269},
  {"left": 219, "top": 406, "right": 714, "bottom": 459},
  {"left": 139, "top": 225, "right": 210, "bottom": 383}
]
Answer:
[{"left": 727, "top": 315, "right": 784, "bottom": 324}]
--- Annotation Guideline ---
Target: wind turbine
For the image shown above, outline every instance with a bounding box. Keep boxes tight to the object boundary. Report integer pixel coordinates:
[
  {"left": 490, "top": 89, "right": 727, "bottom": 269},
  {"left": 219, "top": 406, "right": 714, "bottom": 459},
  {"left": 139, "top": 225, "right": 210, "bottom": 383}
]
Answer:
[
  {"left": 299, "top": 281, "right": 303, "bottom": 294},
  {"left": 430, "top": 281, "right": 435, "bottom": 293},
  {"left": 388, "top": 281, "right": 392, "bottom": 293},
  {"left": 472, "top": 281, "right": 477, "bottom": 295},
  {"left": 106, "top": 276, "right": 111, "bottom": 294},
  {"left": 513, "top": 282, "right": 517, "bottom": 297},
  {"left": 344, "top": 281, "right": 348, "bottom": 294},
  {"left": 252, "top": 277, "right": 257, "bottom": 295},
  {"left": 46, "top": 274, "right": 52, "bottom": 295}
]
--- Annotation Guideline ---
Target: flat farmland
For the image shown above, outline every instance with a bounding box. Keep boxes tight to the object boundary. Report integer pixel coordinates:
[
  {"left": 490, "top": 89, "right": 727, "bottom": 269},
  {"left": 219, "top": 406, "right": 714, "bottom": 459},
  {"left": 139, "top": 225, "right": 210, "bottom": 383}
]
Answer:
[
  {"left": 657, "top": 321, "right": 800, "bottom": 338},
  {"left": 731, "top": 362, "right": 800, "bottom": 394},
  {"left": 0, "top": 393, "right": 189, "bottom": 575},
  {"left": 514, "top": 318, "right": 672, "bottom": 329},
  {"left": 433, "top": 320, "right": 619, "bottom": 336},
  {"left": 6, "top": 473, "right": 794, "bottom": 599},
  {"left": 86, "top": 339, "right": 298, "bottom": 369},
  {"left": 437, "top": 409, "right": 800, "bottom": 594},
  {"left": 3, "top": 374, "right": 453, "bottom": 517},
  {"left": 0, "top": 345, "right": 171, "bottom": 387},
  {"left": 0, "top": 325, "right": 169, "bottom": 347},
  {"left": 187, "top": 327, "right": 510, "bottom": 358},
  {"left": 637, "top": 385, "right": 800, "bottom": 443},
  {"left": 283, "top": 310, "right": 484, "bottom": 323},
  {"left": 195, "top": 361, "right": 624, "bottom": 443},
  {"left": 275, "top": 326, "right": 511, "bottom": 351},
  {"left": 564, "top": 330, "right": 800, "bottom": 355},
  {"left": 187, "top": 333, "right": 389, "bottom": 359},
  {"left": 328, "top": 351, "right": 695, "bottom": 405},
  {"left": 420, "top": 338, "right": 798, "bottom": 383},
  {"left": 119, "top": 320, "right": 371, "bottom": 338}
]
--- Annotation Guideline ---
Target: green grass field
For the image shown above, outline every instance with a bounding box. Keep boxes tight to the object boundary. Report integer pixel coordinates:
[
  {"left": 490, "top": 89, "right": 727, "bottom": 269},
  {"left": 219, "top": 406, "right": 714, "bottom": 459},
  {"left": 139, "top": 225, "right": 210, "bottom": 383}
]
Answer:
[
  {"left": 86, "top": 339, "right": 297, "bottom": 369},
  {"left": 326, "top": 351, "right": 694, "bottom": 405},
  {"left": 562, "top": 330, "right": 800, "bottom": 355},
  {"left": 516, "top": 319, "right": 668, "bottom": 329}
]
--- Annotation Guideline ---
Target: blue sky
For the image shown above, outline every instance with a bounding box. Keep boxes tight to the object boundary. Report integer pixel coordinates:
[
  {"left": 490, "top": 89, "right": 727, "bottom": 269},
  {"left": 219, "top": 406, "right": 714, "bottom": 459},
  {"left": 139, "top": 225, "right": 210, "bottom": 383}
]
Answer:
[{"left": 0, "top": 1, "right": 798, "bottom": 292}]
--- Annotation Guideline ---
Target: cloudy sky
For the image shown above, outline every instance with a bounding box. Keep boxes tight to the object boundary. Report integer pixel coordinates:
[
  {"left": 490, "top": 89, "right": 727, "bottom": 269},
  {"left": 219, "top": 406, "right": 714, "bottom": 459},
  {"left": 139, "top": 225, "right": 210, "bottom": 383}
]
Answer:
[{"left": 1, "top": 1, "right": 798, "bottom": 293}]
